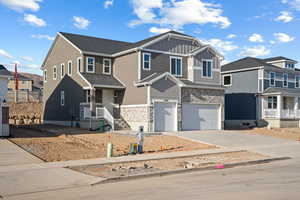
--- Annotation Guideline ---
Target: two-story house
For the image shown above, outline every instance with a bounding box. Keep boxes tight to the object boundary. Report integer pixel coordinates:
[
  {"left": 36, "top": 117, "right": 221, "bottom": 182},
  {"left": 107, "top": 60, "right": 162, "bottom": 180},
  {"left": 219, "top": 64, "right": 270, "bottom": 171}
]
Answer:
[
  {"left": 222, "top": 56, "right": 300, "bottom": 128},
  {"left": 42, "top": 31, "right": 224, "bottom": 132},
  {"left": 0, "top": 64, "right": 12, "bottom": 136}
]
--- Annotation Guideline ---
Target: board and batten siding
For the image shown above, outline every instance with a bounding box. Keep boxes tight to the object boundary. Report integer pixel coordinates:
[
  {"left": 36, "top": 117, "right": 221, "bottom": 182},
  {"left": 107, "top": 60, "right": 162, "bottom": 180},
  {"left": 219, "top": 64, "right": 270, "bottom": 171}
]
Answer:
[{"left": 150, "top": 77, "right": 180, "bottom": 102}]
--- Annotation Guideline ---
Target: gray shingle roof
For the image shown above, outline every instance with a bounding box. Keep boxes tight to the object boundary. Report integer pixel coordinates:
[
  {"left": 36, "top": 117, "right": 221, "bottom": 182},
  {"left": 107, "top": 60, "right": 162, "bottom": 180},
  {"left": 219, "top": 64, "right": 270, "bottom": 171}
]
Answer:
[
  {"left": 264, "top": 87, "right": 300, "bottom": 94},
  {"left": 0, "top": 65, "right": 12, "bottom": 77},
  {"left": 263, "top": 56, "right": 297, "bottom": 63},
  {"left": 181, "top": 79, "right": 224, "bottom": 89},
  {"left": 60, "top": 31, "right": 193, "bottom": 55},
  {"left": 81, "top": 73, "right": 124, "bottom": 88}
]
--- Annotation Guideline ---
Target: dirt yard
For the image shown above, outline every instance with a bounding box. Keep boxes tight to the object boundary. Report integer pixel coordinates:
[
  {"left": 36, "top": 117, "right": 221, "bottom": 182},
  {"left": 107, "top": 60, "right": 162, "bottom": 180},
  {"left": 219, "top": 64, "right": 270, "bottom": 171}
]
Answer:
[
  {"left": 70, "top": 151, "right": 268, "bottom": 178},
  {"left": 9, "top": 127, "right": 216, "bottom": 162},
  {"left": 241, "top": 128, "right": 300, "bottom": 141}
]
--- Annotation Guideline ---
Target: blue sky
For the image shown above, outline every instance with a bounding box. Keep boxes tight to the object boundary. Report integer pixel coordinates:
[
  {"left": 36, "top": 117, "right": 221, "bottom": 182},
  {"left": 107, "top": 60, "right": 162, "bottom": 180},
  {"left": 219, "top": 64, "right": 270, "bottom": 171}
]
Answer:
[{"left": 0, "top": 0, "right": 300, "bottom": 75}]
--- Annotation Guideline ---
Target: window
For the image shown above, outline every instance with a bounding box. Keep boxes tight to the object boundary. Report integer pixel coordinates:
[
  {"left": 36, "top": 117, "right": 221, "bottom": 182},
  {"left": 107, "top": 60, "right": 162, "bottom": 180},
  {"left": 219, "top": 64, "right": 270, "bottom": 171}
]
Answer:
[
  {"left": 267, "top": 96, "right": 277, "bottom": 109},
  {"left": 114, "top": 90, "right": 123, "bottom": 104},
  {"left": 296, "top": 76, "right": 300, "bottom": 88},
  {"left": 61, "top": 63, "right": 65, "bottom": 78},
  {"left": 103, "top": 59, "right": 112, "bottom": 74},
  {"left": 53, "top": 66, "right": 57, "bottom": 80},
  {"left": 286, "top": 63, "right": 295, "bottom": 69},
  {"left": 223, "top": 75, "right": 231, "bottom": 86},
  {"left": 44, "top": 70, "right": 47, "bottom": 82},
  {"left": 170, "top": 57, "right": 182, "bottom": 76},
  {"left": 86, "top": 57, "right": 95, "bottom": 73},
  {"left": 283, "top": 73, "right": 288, "bottom": 87},
  {"left": 269, "top": 72, "right": 275, "bottom": 86},
  {"left": 143, "top": 53, "right": 151, "bottom": 70},
  {"left": 202, "top": 60, "right": 213, "bottom": 78},
  {"left": 68, "top": 61, "right": 72, "bottom": 76},
  {"left": 85, "top": 90, "right": 91, "bottom": 103},
  {"left": 77, "top": 57, "right": 82, "bottom": 73},
  {"left": 95, "top": 89, "right": 103, "bottom": 103},
  {"left": 60, "top": 90, "right": 65, "bottom": 106}
]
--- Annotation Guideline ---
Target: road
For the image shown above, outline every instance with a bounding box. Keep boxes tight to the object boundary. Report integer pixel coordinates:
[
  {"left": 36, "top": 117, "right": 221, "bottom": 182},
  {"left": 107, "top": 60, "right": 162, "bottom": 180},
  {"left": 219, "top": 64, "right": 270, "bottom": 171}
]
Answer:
[{"left": 6, "top": 157, "right": 300, "bottom": 200}]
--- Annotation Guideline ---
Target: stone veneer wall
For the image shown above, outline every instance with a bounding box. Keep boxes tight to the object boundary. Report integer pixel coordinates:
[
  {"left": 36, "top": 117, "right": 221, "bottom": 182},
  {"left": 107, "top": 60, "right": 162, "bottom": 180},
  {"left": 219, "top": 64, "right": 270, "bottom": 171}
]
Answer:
[{"left": 120, "top": 105, "right": 150, "bottom": 131}]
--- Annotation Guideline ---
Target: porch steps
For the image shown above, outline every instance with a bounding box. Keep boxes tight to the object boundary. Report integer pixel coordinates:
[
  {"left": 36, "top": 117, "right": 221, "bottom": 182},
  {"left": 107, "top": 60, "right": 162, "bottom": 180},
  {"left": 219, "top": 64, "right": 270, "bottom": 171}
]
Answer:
[{"left": 114, "top": 118, "right": 131, "bottom": 130}]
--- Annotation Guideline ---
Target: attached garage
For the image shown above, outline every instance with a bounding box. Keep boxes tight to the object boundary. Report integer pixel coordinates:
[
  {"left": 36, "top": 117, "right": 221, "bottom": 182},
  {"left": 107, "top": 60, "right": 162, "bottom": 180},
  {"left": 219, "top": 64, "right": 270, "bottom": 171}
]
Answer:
[
  {"left": 154, "top": 102, "right": 177, "bottom": 132},
  {"left": 182, "top": 104, "right": 221, "bottom": 131}
]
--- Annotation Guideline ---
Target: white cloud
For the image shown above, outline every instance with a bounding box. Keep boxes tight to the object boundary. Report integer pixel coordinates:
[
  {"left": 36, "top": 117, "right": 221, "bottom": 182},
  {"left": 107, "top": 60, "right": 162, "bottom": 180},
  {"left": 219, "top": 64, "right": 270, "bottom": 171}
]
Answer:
[
  {"left": 130, "top": 0, "right": 231, "bottom": 29},
  {"left": 249, "top": 33, "right": 264, "bottom": 43},
  {"left": 274, "top": 33, "right": 295, "bottom": 43},
  {"left": 227, "top": 34, "right": 236, "bottom": 39},
  {"left": 149, "top": 27, "right": 171, "bottom": 34},
  {"left": 31, "top": 34, "right": 54, "bottom": 40},
  {"left": 282, "top": 0, "right": 300, "bottom": 11},
  {"left": 104, "top": 0, "right": 113, "bottom": 9},
  {"left": 20, "top": 56, "right": 34, "bottom": 62},
  {"left": 0, "top": 49, "right": 13, "bottom": 58},
  {"left": 0, "top": 0, "right": 42, "bottom": 12},
  {"left": 240, "top": 45, "right": 271, "bottom": 57},
  {"left": 24, "top": 14, "right": 46, "bottom": 27},
  {"left": 201, "top": 38, "right": 238, "bottom": 53},
  {"left": 275, "top": 11, "right": 293, "bottom": 23},
  {"left": 73, "top": 16, "right": 90, "bottom": 29}
]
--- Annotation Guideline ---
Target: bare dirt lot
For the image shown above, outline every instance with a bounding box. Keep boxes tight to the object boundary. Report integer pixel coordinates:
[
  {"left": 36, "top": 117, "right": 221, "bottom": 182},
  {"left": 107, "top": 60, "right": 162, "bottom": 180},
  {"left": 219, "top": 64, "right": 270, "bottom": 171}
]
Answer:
[
  {"left": 70, "top": 151, "right": 268, "bottom": 178},
  {"left": 241, "top": 128, "right": 300, "bottom": 141},
  {"left": 9, "top": 127, "right": 216, "bottom": 162}
]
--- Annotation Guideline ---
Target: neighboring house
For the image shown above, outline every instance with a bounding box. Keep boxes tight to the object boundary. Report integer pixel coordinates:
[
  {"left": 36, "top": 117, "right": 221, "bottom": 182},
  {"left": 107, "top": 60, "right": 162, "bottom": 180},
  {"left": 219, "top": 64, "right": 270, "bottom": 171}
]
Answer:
[
  {"left": 7, "top": 72, "right": 43, "bottom": 102},
  {"left": 0, "top": 65, "right": 12, "bottom": 136},
  {"left": 42, "top": 31, "right": 225, "bottom": 132},
  {"left": 222, "top": 56, "right": 300, "bottom": 128}
]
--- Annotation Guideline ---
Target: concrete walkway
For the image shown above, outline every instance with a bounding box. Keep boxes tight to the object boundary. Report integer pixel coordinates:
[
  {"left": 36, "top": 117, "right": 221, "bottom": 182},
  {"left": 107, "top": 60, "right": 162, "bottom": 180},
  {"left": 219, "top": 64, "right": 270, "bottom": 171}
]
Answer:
[
  {"left": 166, "top": 130, "right": 300, "bottom": 158},
  {"left": 0, "top": 139, "right": 42, "bottom": 166}
]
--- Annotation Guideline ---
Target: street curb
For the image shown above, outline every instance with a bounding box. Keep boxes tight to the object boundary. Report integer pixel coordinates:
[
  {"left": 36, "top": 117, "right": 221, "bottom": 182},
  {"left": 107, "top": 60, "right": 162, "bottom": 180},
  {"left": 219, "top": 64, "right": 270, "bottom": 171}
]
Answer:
[{"left": 91, "top": 156, "right": 291, "bottom": 186}]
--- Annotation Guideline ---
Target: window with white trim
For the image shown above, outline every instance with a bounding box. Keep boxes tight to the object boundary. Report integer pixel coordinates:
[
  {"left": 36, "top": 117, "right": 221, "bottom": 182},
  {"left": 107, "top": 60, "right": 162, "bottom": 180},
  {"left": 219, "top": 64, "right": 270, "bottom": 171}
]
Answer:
[
  {"left": 296, "top": 76, "right": 300, "bottom": 88},
  {"left": 86, "top": 57, "right": 95, "bottom": 73},
  {"left": 68, "top": 61, "right": 72, "bottom": 76},
  {"left": 85, "top": 90, "right": 91, "bottom": 103},
  {"left": 53, "top": 66, "right": 57, "bottom": 80},
  {"left": 44, "top": 70, "right": 47, "bottom": 82},
  {"left": 103, "top": 58, "right": 111, "bottom": 74},
  {"left": 269, "top": 72, "right": 275, "bottom": 86},
  {"left": 77, "top": 57, "right": 82, "bottom": 73},
  {"left": 286, "top": 63, "right": 295, "bottom": 69},
  {"left": 60, "top": 90, "right": 65, "bottom": 106},
  {"left": 283, "top": 73, "right": 288, "bottom": 87},
  {"left": 61, "top": 63, "right": 65, "bottom": 78},
  {"left": 267, "top": 96, "right": 277, "bottom": 109},
  {"left": 170, "top": 57, "right": 182, "bottom": 76},
  {"left": 223, "top": 75, "right": 231, "bottom": 86},
  {"left": 143, "top": 53, "right": 151, "bottom": 70},
  {"left": 202, "top": 60, "right": 213, "bottom": 78}
]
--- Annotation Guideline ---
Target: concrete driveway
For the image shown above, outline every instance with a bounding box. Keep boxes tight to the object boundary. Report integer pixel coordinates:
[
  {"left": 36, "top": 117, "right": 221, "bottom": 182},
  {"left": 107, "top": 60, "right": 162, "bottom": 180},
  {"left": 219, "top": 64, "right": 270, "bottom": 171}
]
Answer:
[
  {"left": 167, "top": 130, "right": 300, "bottom": 158},
  {"left": 0, "top": 138, "right": 42, "bottom": 166}
]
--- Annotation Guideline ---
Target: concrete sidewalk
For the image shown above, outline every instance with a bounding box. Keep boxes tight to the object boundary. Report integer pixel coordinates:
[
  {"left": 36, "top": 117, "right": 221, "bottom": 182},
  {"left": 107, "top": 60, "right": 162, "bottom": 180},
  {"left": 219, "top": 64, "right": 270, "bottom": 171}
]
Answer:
[
  {"left": 0, "top": 139, "right": 42, "bottom": 166},
  {"left": 166, "top": 130, "right": 300, "bottom": 158}
]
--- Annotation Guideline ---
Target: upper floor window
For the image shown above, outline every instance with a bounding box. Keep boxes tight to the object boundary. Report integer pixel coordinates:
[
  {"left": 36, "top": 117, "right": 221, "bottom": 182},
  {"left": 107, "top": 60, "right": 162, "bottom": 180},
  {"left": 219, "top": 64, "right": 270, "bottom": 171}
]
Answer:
[
  {"left": 60, "top": 90, "right": 65, "bottom": 106},
  {"left": 68, "top": 61, "right": 72, "bottom": 76},
  {"left": 86, "top": 57, "right": 95, "bottom": 73},
  {"left": 170, "top": 57, "right": 182, "bottom": 77},
  {"left": 44, "top": 70, "right": 47, "bottom": 82},
  {"left": 286, "top": 63, "right": 295, "bottom": 69},
  {"left": 269, "top": 72, "right": 275, "bottom": 86},
  {"left": 61, "top": 63, "right": 65, "bottom": 78},
  {"left": 223, "top": 75, "right": 231, "bottom": 86},
  {"left": 283, "top": 73, "right": 288, "bottom": 87},
  {"left": 296, "top": 76, "right": 300, "bottom": 88},
  {"left": 77, "top": 57, "right": 82, "bottom": 73},
  {"left": 202, "top": 59, "right": 213, "bottom": 78},
  {"left": 103, "top": 58, "right": 112, "bottom": 75},
  {"left": 53, "top": 66, "right": 57, "bottom": 80},
  {"left": 143, "top": 53, "right": 151, "bottom": 70}
]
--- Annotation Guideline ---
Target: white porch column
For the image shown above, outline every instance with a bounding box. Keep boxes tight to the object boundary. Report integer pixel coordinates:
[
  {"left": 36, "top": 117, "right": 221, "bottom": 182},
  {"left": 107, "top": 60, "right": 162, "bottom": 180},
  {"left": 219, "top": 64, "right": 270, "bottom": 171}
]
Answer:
[
  {"left": 294, "top": 97, "right": 298, "bottom": 110},
  {"left": 277, "top": 95, "right": 282, "bottom": 118}
]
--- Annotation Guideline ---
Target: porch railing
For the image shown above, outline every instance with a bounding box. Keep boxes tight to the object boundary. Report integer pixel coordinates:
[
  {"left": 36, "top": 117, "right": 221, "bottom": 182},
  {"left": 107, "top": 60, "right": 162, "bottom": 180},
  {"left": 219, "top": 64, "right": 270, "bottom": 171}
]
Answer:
[{"left": 264, "top": 109, "right": 300, "bottom": 119}]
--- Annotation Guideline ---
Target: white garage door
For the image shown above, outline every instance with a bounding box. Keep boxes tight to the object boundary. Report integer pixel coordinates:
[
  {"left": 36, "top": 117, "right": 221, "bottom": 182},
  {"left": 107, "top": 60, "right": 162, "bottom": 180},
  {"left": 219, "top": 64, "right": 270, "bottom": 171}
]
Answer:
[
  {"left": 154, "top": 102, "right": 177, "bottom": 132},
  {"left": 182, "top": 104, "right": 220, "bottom": 131}
]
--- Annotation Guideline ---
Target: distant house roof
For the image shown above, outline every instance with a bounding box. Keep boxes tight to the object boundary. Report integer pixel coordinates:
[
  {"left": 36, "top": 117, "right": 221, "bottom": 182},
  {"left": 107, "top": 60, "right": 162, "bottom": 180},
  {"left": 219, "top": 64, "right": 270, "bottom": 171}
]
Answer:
[
  {"left": 9, "top": 72, "right": 32, "bottom": 81},
  {"left": 263, "top": 56, "right": 297, "bottom": 63},
  {"left": 59, "top": 30, "right": 195, "bottom": 56},
  {"left": 222, "top": 56, "right": 298, "bottom": 73},
  {"left": 0, "top": 65, "right": 12, "bottom": 77},
  {"left": 81, "top": 73, "right": 125, "bottom": 88}
]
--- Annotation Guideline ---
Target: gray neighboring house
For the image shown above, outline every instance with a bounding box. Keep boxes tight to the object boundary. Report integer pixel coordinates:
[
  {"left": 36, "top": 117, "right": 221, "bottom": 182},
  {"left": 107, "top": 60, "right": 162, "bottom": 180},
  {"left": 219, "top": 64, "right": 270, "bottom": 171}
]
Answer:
[
  {"left": 42, "top": 31, "right": 225, "bottom": 132},
  {"left": 222, "top": 56, "right": 300, "bottom": 128}
]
